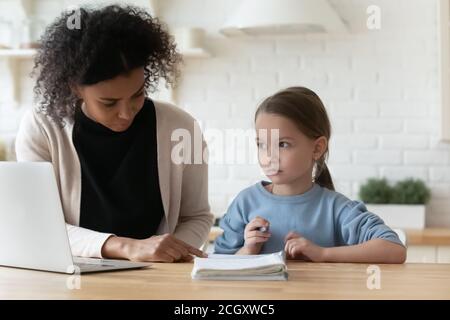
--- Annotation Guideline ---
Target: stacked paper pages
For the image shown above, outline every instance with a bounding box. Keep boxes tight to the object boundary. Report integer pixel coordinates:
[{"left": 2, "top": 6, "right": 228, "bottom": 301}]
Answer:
[{"left": 191, "top": 251, "right": 288, "bottom": 280}]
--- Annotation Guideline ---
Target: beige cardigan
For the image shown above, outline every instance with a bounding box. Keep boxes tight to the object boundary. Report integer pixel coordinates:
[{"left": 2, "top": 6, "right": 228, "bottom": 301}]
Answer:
[{"left": 15, "top": 100, "right": 214, "bottom": 258}]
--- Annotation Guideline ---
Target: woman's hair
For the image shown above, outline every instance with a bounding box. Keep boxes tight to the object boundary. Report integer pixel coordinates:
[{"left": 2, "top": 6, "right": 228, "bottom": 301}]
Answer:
[
  {"left": 255, "top": 87, "right": 335, "bottom": 191},
  {"left": 32, "top": 4, "right": 181, "bottom": 126}
]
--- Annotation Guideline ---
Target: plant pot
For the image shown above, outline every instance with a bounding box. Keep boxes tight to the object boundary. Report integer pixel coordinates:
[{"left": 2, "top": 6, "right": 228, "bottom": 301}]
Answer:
[{"left": 365, "top": 204, "right": 426, "bottom": 229}]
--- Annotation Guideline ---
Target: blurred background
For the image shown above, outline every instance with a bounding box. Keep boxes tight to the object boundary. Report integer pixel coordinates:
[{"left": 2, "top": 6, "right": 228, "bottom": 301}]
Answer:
[{"left": 0, "top": 0, "right": 449, "bottom": 261}]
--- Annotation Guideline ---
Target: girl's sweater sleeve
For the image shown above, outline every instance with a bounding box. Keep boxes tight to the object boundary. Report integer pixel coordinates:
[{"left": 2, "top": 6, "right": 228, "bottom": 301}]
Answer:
[
  {"left": 214, "top": 196, "right": 247, "bottom": 254},
  {"left": 335, "top": 200, "right": 405, "bottom": 247}
]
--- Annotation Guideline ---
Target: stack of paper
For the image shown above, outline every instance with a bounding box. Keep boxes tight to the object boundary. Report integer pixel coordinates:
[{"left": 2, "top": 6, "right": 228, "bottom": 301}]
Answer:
[{"left": 191, "top": 251, "right": 288, "bottom": 280}]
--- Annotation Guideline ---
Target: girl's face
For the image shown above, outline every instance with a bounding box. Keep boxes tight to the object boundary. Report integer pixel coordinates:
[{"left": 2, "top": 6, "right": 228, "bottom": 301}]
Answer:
[
  {"left": 75, "top": 67, "right": 146, "bottom": 132},
  {"left": 255, "top": 112, "right": 327, "bottom": 185}
]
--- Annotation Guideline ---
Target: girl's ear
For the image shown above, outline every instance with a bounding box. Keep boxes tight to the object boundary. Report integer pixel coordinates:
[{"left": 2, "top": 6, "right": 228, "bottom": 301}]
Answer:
[{"left": 312, "top": 136, "right": 328, "bottom": 160}]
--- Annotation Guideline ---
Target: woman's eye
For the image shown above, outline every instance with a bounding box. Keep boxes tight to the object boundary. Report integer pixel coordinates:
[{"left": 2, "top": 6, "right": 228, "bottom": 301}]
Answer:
[
  {"left": 279, "top": 142, "right": 290, "bottom": 148},
  {"left": 101, "top": 100, "right": 117, "bottom": 107},
  {"left": 134, "top": 91, "right": 145, "bottom": 98}
]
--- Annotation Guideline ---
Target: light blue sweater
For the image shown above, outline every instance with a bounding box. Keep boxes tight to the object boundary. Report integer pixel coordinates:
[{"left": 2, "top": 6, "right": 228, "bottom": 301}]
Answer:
[{"left": 214, "top": 181, "right": 404, "bottom": 254}]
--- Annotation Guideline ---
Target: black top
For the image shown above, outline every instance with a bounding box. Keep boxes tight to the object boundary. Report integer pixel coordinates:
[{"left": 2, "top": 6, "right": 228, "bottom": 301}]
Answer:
[{"left": 73, "top": 98, "right": 164, "bottom": 239}]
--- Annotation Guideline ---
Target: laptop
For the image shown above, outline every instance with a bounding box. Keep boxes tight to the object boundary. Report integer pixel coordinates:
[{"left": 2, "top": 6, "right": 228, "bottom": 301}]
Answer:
[{"left": 0, "top": 161, "right": 151, "bottom": 274}]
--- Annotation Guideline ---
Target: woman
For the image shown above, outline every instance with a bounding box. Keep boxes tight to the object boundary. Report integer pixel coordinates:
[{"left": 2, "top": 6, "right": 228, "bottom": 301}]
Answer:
[{"left": 15, "top": 5, "right": 213, "bottom": 262}]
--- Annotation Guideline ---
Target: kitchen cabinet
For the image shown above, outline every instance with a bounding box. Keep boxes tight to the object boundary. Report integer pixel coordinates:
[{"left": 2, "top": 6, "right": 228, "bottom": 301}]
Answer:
[
  {"left": 439, "top": 0, "right": 450, "bottom": 141},
  {"left": 405, "top": 229, "right": 450, "bottom": 263},
  {"left": 0, "top": 0, "right": 211, "bottom": 105}
]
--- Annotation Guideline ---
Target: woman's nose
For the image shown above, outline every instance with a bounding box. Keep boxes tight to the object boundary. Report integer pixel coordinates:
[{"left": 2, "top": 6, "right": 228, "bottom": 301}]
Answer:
[{"left": 118, "top": 105, "right": 134, "bottom": 120}]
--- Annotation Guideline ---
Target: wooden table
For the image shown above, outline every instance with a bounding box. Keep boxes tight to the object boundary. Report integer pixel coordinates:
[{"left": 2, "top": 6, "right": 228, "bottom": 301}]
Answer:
[
  {"left": 1, "top": 261, "right": 450, "bottom": 299},
  {"left": 405, "top": 228, "right": 450, "bottom": 246}
]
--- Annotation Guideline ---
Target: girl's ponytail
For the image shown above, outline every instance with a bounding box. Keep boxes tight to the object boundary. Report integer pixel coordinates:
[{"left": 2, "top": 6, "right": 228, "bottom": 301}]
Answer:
[{"left": 314, "top": 158, "right": 335, "bottom": 191}]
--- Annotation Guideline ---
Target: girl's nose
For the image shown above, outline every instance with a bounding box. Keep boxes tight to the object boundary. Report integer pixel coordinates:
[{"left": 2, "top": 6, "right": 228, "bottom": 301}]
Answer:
[
  {"left": 260, "top": 155, "right": 271, "bottom": 167},
  {"left": 259, "top": 150, "right": 279, "bottom": 167}
]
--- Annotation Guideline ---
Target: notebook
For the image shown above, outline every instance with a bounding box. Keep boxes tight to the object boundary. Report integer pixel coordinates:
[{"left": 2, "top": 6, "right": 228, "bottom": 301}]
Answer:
[{"left": 191, "top": 251, "right": 288, "bottom": 280}]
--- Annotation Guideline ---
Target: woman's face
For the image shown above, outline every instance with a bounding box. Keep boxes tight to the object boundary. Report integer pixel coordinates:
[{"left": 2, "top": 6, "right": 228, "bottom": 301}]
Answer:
[
  {"left": 75, "top": 67, "right": 146, "bottom": 132},
  {"left": 255, "top": 112, "right": 327, "bottom": 185}
]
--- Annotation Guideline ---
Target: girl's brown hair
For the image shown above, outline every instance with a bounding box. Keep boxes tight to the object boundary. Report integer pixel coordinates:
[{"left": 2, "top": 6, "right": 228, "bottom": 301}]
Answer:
[{"left": 255, "top": 87, "right": 335, "bottom": 191}]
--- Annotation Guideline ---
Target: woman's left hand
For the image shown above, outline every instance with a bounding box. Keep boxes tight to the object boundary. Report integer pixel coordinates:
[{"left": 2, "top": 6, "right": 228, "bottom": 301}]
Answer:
[{"left": 284, "top": 232, "right": 326, "bottom": 262}]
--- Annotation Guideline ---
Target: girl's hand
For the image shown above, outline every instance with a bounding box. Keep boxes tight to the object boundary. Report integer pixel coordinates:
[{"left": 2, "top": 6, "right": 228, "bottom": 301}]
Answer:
[
  {"left": 284, "top": 232, "right": 326, "bottom": 262},
  {"left": 240, "top": 216, "right": 271, "bottom": 255}
]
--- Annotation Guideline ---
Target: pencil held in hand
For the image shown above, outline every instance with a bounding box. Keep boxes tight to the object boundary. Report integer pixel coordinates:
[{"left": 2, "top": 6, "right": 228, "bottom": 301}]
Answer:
[{"left": 243, "top": 217, "right": 271, "bottom": 252}]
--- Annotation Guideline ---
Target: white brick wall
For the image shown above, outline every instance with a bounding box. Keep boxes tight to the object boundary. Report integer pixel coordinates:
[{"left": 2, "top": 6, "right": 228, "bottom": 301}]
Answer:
[
  {"left": 1, "top": 0, "right": 450, "bottom": 226},
  {"left": 164, "top": 0, "right": 450, "bottom": 224}
]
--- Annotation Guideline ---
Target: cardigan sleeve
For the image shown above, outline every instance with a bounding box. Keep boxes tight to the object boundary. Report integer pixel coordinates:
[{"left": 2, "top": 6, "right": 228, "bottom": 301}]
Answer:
[
  {"left": 173, "top": 119, "right": 214, "bottom": 248},
  {"left": 15, "top": 109, "right": 52, "bottom": 162},
  {"left": 15, "top": 109, "right": 113, "bottom": 258}
]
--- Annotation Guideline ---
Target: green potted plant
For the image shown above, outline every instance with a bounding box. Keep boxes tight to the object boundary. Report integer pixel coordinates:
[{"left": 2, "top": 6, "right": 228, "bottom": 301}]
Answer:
[
  {"left": 359, "top": 178, "right": 430, "bottom": 229},
  {"left": 0, "top": 139, "right": 7, "bottom": 161}
]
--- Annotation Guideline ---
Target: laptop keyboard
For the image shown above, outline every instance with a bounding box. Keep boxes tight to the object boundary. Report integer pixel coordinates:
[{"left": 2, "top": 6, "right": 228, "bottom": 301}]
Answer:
[
  {"left": 71, "top": 257, "right": 150, "bottom": 273},
  {"left": 72, "top": 257, "right": 117, "bottom": 272},
  {"left": 74, "top": 263, "right": 114, "bottom": 272},
  {"left": 75, "top": 262, "right": 114, "bottom": 268}
]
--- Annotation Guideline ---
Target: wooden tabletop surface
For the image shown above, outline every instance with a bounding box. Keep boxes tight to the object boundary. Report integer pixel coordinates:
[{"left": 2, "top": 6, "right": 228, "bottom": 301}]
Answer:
[
  {"left": 405, "top": 228, "right": 450, "bottom": 245},
  {"left": 1, "top": 261, "right": 450, "bottom": 300}
]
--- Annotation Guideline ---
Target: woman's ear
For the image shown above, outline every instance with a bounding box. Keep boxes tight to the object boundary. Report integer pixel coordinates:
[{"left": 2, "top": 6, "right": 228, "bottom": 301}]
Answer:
[
  {"left": 70, "top": 83, "right": 82, "bottom": 99},
  {"left": 312, "top": 136, "right": 328, "bottom": 160}
]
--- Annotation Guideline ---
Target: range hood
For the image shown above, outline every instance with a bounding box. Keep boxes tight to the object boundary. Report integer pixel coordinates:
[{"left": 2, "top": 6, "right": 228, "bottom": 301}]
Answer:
[{"left": 220, "top": 0, "right": 348, "bottom": 36}]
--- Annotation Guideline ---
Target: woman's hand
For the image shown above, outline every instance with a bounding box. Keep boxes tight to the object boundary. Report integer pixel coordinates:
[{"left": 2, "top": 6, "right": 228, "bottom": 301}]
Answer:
[
  {"left": 237, "top": 216, "right": 271, "bottom": 255},
  {"left": 284, "top": 232, "right": 325, "bottom": 262},
  {"left": 101, "top": 234, "right": 207, "bottom": 262}
]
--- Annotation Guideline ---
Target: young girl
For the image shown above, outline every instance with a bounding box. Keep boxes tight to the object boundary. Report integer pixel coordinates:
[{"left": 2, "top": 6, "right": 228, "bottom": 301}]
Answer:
[{"left": 214, "top": 87, "right": 406, "bottom": 263}]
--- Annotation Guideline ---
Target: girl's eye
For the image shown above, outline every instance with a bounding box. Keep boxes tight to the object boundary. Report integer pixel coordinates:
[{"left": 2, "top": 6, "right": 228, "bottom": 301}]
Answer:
[
  {"left": 257, "top": 142, "right": 267, "bottom": 149},
  {"left": 279, "top": 141, "right": 290, "bottom": 148}
]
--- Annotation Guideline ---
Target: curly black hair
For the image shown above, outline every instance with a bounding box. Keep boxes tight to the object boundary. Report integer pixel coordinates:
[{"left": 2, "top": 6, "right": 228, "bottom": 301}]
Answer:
[{"left": 33, "top": 4, "right": 181, "bottom": 126}]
